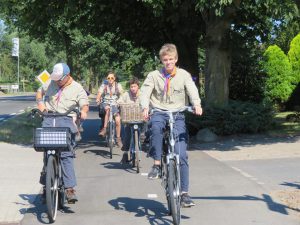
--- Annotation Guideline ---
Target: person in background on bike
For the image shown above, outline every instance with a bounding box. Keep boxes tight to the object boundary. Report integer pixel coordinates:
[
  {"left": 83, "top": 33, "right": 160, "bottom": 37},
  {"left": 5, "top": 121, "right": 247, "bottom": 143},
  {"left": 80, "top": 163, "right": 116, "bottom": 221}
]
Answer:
[
  {"left": 36, "top": 62, "right": 89, "bottom": 203},
  {"left": 117, "top": 77, "right": 141, "bottom": 163},
  {"left": 96, "top": 71, "right": 123, "bottom": 147},
  {"left": 140, "top": 43, "right": 203, "bottom": 207}
]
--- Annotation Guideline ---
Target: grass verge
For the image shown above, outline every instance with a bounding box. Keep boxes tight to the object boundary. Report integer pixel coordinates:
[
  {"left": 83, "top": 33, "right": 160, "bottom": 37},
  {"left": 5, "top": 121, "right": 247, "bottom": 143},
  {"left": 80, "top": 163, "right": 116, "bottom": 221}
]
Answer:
[
  {"left": 267, "top": 112, "right": 300, "bottom": 137},
  {"left": 0, "top": 111, "right": 42, "bottom": 145}
]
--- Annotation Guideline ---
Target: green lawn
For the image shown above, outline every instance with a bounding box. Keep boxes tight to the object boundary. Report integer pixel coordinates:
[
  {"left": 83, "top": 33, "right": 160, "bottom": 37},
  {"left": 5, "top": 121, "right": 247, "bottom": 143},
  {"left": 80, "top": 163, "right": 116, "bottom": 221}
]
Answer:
[
  {"left": 267, "top": 112, "right": 300, "bottom": 137},
  {"left": 0, "top": 111, "right": 42, "bottom": 145}
]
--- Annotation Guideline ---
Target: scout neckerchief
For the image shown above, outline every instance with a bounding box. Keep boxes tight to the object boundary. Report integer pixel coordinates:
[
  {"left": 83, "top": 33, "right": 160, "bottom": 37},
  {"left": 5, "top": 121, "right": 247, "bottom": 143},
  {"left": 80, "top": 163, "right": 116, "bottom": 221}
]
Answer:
[
  {"left": 56, "top": 87, "right": 64, "bottom": 105},
  {"left": 130, "top": 89, "right": 139, "bottom": 102},
  {"left": 162, "top": 67, "right": 176, "bottom": 96}
]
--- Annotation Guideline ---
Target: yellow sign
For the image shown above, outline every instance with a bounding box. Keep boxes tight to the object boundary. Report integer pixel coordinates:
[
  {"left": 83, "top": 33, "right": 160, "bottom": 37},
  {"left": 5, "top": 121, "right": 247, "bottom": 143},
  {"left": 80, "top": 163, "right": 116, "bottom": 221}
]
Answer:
[{"left": 37, "top": 70, "right": 50, "bottom": 84}]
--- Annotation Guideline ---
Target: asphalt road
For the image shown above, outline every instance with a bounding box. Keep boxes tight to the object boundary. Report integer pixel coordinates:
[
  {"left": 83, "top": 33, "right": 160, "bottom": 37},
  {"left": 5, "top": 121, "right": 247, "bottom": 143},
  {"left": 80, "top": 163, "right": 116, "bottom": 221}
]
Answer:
[
  {"left": 18, "top": 104, "right": 299, "bottom": 225},
  {"left": 0, "top": 94, "right": 35, "bottom": 122}
]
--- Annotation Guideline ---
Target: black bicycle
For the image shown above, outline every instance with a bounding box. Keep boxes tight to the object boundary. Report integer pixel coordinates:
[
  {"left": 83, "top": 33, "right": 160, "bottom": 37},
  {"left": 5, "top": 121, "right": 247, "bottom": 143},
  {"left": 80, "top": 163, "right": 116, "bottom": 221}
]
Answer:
[
  {"left": 127, "top": 121, "right": 143, "bottom": 173},
  {"left": 119, "top": 103, "right": 144, "bottom": 173},
  {"left": 32, "top": 108, "right": 80, "bottom": 223},
  {"left": 151, "top": 106, "right": 193, "bottom": 225}
]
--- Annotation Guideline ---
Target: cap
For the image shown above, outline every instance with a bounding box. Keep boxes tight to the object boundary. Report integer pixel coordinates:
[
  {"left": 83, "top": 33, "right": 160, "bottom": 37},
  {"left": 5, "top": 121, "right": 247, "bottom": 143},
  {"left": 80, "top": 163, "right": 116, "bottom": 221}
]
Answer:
[{"left": 50, "top": 63, "right": 70, "bottom": 81}]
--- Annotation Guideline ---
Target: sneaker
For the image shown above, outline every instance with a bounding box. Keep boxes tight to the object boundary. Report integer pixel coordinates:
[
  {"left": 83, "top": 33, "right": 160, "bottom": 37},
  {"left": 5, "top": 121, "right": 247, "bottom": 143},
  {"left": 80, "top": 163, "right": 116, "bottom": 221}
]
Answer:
[
  {"left": 120, "top": 152, "right": 129, "bottom": 164},
  {"left": 181, "top": 193, "right": 195, "bottom": 207},
  {"left": 116, "top": 137, "right": 123, "bottom": 148},
  {"left": 148, "top": 165, "right": 161, "bottom": 179},
  {"left": 65, "top": 188, "right": 78, "bottom": 204},
  {"left": 79, "top": 124, "right": 84, "bottom": 132},
  {"left": 98, "top": 128, "right": 106, "bottom": 136}
]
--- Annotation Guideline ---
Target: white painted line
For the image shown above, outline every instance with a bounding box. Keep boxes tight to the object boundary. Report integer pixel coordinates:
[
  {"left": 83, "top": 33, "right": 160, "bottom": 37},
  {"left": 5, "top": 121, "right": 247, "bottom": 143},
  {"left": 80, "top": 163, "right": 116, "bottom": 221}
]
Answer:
[
  {"left": 147, "top": 194, "right": 158, "bottom": 198},
  {"left": 10, "top": 113, "right": 16, "bottom": 116},
  {"left": 240, "top": 171, "right": 252, "bottom": 178},
  {"left": 231, "top": 166, "right": 241, "bottom": 172},
  {"left": 250, "top": 177, "right": 258, "bottom": 181},
  {"left": 141, "top": 173, "right": 148, "bottom": 176},
  {"left": 19, "top": 110, "right": 25, "bottom": 113},
  {"left": 257, "top": 182, "right": 265, "bottom": 185}
]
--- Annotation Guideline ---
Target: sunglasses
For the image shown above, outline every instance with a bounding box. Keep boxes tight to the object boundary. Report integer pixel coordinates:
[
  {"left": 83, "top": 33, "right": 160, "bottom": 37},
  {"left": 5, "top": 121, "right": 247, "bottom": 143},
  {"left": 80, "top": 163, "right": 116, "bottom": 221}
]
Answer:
[
  {"left": 57, "top": 74, "right": 68, "bottom": 82},
  {"left": 107, "top": 76, "right": 115, "bottom": 80}
]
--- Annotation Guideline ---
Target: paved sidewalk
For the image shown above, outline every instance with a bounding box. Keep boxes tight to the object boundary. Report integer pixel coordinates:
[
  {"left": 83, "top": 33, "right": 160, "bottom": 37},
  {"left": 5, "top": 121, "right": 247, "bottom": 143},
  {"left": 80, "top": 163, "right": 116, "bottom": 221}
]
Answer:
[{"left": 0, "top": 143, "right": 42, "bottom": 224}]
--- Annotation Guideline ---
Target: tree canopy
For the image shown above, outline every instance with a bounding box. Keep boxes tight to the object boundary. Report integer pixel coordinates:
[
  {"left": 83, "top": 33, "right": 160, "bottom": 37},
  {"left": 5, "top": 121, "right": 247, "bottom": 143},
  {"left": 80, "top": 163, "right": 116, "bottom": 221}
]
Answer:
[{"left": 0, "top": 0, "right": 299, "bottom": 106}]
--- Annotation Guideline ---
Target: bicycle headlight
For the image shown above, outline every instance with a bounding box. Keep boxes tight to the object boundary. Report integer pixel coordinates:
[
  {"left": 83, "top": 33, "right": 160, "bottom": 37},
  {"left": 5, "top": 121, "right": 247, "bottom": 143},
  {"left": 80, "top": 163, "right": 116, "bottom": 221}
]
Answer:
[{"left": 133, "top": 124, "right": 138, "bottom": 129}]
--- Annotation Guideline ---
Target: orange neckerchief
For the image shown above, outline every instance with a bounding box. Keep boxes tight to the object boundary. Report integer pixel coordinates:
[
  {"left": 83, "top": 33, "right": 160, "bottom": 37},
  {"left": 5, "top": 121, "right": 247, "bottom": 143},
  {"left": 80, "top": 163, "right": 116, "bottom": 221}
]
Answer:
[{"left": 162, "top": 67, "right": 176, "bottom": 96}]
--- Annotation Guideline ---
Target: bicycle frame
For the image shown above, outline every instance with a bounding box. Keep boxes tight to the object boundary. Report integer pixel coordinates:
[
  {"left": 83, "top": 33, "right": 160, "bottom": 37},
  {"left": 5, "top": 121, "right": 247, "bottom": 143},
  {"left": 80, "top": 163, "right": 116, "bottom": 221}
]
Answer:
[
  {"left": 127, "top": 122, "right": 143, "bottom": 173},
  {"left": 32, "top": 108, "right": 80, "bottom": 223},
  {"left": 103, "top": 99, "right": 117, "bottom": 159},
  {"left": 151, "top": 106, "right": 193, "bottom": 225}
]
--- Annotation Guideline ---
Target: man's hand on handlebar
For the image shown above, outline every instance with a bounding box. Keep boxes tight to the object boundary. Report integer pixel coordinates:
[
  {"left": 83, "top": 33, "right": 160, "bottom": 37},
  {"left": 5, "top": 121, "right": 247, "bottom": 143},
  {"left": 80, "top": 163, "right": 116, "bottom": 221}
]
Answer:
[
  {"left": 143, "top": 108, "right": 149, "bottom": 120},
  {"left": 194, "top": 105, "right": 203, "bottom": 116}
]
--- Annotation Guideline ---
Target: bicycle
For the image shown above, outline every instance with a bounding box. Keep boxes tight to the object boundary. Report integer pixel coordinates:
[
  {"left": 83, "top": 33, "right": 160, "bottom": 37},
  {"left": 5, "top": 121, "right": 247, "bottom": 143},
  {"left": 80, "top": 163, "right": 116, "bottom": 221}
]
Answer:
[
  {"left": 102, "top": 99, "right": 118, "bottom": 159},
  {"left": 32, "top": 108, "right": 80, "bottom": 223},
  {"left": 119, "top": 103, "right": 144, "bottom": 173},
  {"left": 151, "top": 106, "right": 193, "bottom": 225}
]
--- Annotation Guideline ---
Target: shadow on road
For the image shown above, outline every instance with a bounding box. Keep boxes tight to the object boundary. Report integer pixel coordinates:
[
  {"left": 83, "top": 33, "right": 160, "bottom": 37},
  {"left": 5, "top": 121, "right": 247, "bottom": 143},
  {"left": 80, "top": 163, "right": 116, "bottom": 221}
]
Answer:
[
  {"left": 19, "top": 193, "right": 75, "bottom": 224},
  {"left": 109, "top": 197, "right": 177, "bottom": 225},
  {"left": 192, "top": 193, "right": 300, "bottom": 215},
  {"left": 281, "top": 181, "right": 300, "bottom": 189}
]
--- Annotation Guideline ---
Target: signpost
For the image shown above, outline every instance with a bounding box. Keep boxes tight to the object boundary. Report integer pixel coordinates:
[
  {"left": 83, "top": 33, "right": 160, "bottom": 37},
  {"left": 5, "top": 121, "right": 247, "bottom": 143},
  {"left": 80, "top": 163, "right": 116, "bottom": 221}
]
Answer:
[
  {"left": 37, "top": 70, "right": 50, "bottom": 84},
  {"left": 12, "top": 38, "right": 19, "bottom": 92}
]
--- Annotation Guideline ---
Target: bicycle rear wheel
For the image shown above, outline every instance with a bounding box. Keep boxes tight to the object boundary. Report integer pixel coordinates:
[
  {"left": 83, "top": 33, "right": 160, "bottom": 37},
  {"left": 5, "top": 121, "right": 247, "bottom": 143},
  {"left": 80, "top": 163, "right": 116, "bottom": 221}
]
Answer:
[
  {"left": 167, "top": 159, "right": 181, "bottom": 225},
  {"left": 46, "top": 155, "right": 59, "bottom": 223},
  {"left": 134, "top": 129, "right": 140, "bottom": 173}
]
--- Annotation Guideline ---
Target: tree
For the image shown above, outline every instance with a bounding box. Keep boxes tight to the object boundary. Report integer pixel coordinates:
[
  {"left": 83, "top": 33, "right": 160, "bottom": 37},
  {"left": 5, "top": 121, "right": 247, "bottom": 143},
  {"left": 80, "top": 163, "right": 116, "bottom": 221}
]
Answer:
[
  {"left": 261, "top": 45, "right": 295, "bottom": 105},
  {"left": 288, "top": 33, "right": 300, "bottom": 83},
  {"left": 1, "top": 0, "right": 299, "bottom": 105}
]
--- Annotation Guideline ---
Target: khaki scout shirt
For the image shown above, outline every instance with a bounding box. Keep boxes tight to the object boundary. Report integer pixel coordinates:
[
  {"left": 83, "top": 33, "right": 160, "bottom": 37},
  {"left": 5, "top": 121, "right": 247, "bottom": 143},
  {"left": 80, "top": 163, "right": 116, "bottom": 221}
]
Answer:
[
  {"left": 117, "top": 90, "right": 140, "bottom": 104},
  {"left": 98, "top": 83, "right": 123, "bottom": 102},
  {"left": 43, "top": 80, "right": 89, "bottom": 115},
  {"left": 140, "top": 68, "right": 201, "bottom": 110}
]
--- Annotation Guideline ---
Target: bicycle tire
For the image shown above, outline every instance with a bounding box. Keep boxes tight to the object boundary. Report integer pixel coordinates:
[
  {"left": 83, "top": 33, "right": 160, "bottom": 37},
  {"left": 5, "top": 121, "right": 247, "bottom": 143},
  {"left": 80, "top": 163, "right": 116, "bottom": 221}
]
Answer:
[
  {"left": 134, "top": 129, "right": 140, "bottom": 173},
  {"left": 46, "top": 155, "right": 59, "bottom": 223},
  {"left": 108, "top": 121, "right": 114, "bottom": 159},
  {"left": 167, "top": 159, "right": 181, "bottom": 225}
]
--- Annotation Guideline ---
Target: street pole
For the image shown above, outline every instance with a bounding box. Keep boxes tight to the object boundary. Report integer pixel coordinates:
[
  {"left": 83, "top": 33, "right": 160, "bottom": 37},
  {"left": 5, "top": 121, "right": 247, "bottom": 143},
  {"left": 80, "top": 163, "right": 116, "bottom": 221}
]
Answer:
[
  {"left": 17, "top": 54, "right": 19, "bottom": 92},
  {"left": 12, "top": 37, "right": 19, "bottom": 92}
]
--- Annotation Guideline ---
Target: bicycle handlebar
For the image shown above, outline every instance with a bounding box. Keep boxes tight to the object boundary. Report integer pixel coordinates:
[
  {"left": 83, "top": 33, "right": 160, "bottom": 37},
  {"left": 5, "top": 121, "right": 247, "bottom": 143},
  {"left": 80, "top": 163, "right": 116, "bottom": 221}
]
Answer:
[
  {"left": 150, "top": 106, "right": 194, "bottom": 115},
  {"left": 102, "top": 99, "right": 118, "bottom": 106},
  {"left": 31, "top": 108, "right": 81, "bottom": 119}
]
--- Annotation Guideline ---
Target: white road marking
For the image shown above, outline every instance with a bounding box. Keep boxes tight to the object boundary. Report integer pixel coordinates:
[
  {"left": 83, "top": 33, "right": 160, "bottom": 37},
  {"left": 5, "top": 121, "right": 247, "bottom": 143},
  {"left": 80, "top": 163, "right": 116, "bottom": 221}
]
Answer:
[
  {"left": 10, "top": 113, "right": 16, "bottom": 116},
  {"left": 141, "top": 173, "right": 148, "bottom": 176}
]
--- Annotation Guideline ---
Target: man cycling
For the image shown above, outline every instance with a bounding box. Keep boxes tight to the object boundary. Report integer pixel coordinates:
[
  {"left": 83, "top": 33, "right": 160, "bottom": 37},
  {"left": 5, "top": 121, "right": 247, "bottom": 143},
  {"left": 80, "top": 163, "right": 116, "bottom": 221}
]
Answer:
[
  {"left": 140, "top": 43, "right": 202, "bottom": 207},
  {"left": 36, "top": 62, "right": 89, "bottom": 203}
]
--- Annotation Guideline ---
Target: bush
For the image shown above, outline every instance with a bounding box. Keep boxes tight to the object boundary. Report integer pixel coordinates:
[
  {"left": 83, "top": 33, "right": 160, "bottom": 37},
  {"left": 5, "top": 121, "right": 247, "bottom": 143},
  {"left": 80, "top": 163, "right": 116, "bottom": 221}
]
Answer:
[{"left": 186, "top": 101, "right": 275, "bottom": 136}]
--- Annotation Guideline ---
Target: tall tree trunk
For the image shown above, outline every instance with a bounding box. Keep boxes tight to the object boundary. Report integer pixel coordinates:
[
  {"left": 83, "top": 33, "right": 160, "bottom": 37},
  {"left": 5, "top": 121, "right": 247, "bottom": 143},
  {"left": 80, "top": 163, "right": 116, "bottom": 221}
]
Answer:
[
  {"left": 174, "top": 35, "right": 200, "bottom": 87},
  {"left": 204, "top": 13, "right": 232, "bottom": 107}
]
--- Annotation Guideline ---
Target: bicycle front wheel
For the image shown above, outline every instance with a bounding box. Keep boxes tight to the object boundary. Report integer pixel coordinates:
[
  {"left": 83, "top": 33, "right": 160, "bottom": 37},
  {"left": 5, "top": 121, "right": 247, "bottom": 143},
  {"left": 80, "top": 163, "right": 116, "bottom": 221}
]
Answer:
[
  {"left": 134, "top": 129, "right": 140, "bottom": 173},
  {"left": 46, "top": 155, "right": 59, "bottom": 223},
  {"left": 167, "top": 159, "right": 181, "bottom": 225},
  {"left": 108, "top": 121, "right": 114, "bottom": 159}
]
